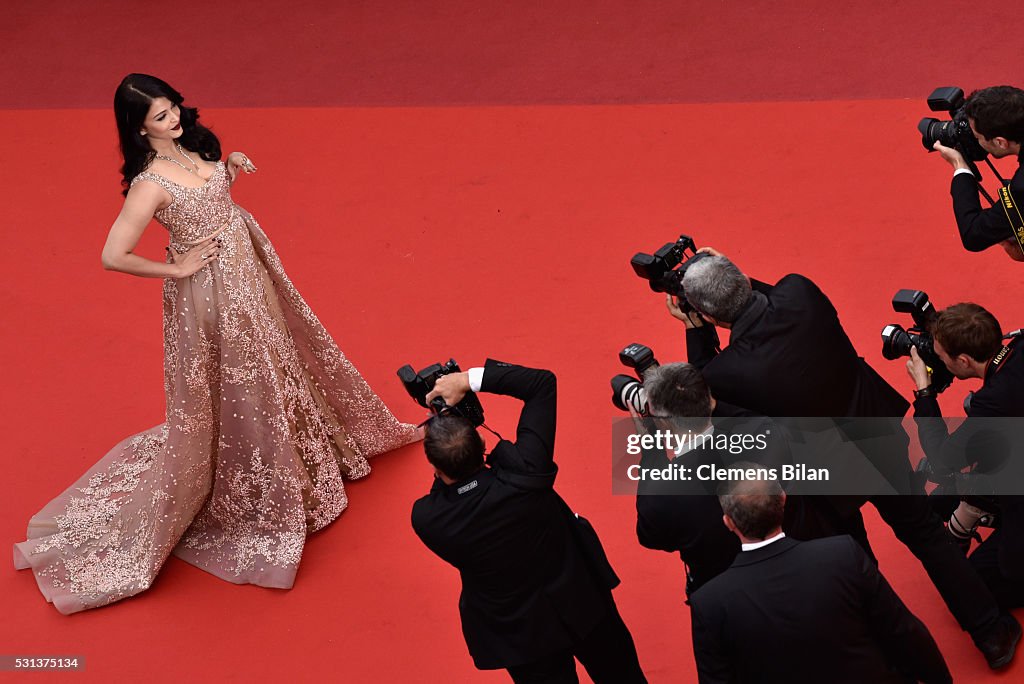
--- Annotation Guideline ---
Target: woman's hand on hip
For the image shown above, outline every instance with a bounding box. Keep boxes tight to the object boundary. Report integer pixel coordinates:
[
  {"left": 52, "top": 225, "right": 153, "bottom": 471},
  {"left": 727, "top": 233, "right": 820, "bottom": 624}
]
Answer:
[{"left": 168, "top": 238, "right": 221, "bottom": 278}]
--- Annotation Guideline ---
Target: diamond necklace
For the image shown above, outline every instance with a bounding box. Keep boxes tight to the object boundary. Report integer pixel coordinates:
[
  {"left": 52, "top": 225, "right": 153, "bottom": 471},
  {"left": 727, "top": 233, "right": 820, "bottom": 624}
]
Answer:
[{"left": 155, "top": 143, "right": 200, "bottom": 175}]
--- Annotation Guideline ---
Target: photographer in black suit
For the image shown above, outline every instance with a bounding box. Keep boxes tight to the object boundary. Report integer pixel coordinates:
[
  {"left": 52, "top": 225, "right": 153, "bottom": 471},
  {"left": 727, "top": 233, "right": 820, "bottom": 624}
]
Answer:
[
  {"left": 931, "top": 85, "right": 1024, "bottom": 261},
  {"left": 907, "top": 303, "right": 1024, "bottom": 613},
  {"left": 634, "top": 362, "right": 800, "bottom": 598},
  {"left": 690, "top": 472, "right": 952, "bottom": 684},
  {"left": 633, "top": 362, "right": 742, "bottom": 597},
  {"left": 671, "top": 247, "right": 1020, "bottom": 669},
  {"left": 411, "top": 360, "right": 646, "bottom": 683}
]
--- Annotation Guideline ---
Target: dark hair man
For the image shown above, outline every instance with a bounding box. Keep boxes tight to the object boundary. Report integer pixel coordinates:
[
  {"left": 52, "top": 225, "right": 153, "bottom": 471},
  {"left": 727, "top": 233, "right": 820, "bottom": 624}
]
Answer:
[
  {"left": 411, "top": 360, "right": 646, "bottom": 683},
  {"left": 689, "top": 470, "right": 952, "bottom": 684},
  {"left": 634, "top": 362, "right": 795, "bottom": 597},
  {"left": 668, "top": 246, "right": 1020, "bottom": 669},
  {"left": 931, "top": 85, "right": 1024, "bottom": 260},
  {"left": 634, "top": 362, "right": 740, "bottom": 596},
  {"left": 907, "top": 303, "right": 1024, "bottom": 613}
]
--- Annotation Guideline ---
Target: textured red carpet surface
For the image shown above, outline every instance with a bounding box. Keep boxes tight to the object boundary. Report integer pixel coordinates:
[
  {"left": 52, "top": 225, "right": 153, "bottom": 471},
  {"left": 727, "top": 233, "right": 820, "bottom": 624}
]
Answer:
[
  {"left": 2, "top": 2, "right": 1024, "bottom": 683},
  {"left": 3, "top": 0, "right": 1024, "bottom": 108}
]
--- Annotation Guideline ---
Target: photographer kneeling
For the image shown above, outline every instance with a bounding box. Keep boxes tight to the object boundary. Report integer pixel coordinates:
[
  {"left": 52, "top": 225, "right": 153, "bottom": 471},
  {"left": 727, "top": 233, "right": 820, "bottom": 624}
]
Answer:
[
  {"left": 931, "top": 85, "right": 1024, "bottom": 260},
  {"left": 906, "top": 303, "right": 1024, "bottom": 612},
  {"left": 411, "top": 360, "right": 646, "bottom": 683}
]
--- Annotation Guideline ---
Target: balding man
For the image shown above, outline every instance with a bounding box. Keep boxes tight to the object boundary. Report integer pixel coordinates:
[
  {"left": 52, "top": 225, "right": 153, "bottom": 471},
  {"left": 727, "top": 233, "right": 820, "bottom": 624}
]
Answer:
[{"left": 689, "top": 467, "right": 952, "bottom": 684}]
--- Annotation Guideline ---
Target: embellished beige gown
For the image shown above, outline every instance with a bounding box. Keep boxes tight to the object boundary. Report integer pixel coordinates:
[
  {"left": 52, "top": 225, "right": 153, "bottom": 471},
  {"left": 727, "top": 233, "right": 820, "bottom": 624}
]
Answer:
[{"left": 13, "top": 162, "right": 418, "bottom": 614}]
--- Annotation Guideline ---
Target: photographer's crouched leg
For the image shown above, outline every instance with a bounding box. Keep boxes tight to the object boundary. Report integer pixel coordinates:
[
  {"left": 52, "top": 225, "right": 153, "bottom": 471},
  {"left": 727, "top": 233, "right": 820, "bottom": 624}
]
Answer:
[
  {"left": 967, "top": 495, "right": 1024, "bottom": 612},
  {"left": 871, "top": 494, "right": 1021, "bottom": 668}
]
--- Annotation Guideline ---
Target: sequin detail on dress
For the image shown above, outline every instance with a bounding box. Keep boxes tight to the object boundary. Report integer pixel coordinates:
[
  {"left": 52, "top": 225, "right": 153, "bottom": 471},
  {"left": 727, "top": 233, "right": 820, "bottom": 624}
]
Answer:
[{"left": 13, "top": 162, "right": 418, "bottom": 613}]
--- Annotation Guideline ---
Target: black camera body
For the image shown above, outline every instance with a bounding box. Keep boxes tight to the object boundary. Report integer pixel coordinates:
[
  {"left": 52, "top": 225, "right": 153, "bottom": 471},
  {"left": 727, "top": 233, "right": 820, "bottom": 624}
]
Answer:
[
  {"left": 610, "top": 342, "right": 660, "bottom": 415},
  {"left": 918, "top": 86, "right": 989, "bottom": 162},
  {"left": 397, "top": 359, "right": 486, "bottom": 427},
  {"left": 880, "top": 289, "right": 955, "bottom": 393},
  {"left": 631, "top": 234, "right": 710, "bottom": 311}
]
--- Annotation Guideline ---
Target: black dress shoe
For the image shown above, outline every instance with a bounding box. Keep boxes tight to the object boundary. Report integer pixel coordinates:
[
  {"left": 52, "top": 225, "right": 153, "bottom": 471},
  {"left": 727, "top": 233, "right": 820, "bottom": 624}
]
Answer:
[{"left": 976, "top": 614, "right": 1023, "bottom": 669}]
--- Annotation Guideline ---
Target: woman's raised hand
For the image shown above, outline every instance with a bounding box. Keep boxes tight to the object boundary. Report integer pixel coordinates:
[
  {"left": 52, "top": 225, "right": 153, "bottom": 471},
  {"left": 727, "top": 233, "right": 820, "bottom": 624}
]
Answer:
[{"left": 226, "top": 152, "right": 257, "bottom": 182}]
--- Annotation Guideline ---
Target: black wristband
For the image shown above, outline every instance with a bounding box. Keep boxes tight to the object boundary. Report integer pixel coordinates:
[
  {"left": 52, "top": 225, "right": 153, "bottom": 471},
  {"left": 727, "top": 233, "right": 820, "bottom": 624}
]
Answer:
[{"left": 913, "top": 386, "right": 936, "bottom": 399}]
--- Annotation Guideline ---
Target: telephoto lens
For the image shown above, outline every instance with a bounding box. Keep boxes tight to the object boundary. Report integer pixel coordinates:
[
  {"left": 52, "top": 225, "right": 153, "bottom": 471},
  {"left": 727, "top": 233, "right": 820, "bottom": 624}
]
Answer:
[{"left": 611, "top": 374, "right": 648, "bottom": 414}]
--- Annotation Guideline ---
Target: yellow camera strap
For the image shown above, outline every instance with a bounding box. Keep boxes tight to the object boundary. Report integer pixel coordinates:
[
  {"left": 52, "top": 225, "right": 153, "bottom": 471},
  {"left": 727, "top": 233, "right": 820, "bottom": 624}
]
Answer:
[{"left": 997, "top": 185, "right": 1024, "bottom": 251}]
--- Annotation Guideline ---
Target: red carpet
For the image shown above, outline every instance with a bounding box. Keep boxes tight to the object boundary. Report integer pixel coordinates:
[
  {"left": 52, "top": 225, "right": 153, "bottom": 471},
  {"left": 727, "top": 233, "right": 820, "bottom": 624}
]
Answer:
[
  {"left": 3, "top": 1, "right": 1024, "bottom": 108},
  {"left": 3, "top": 2, "right": 1024, "bottom": 683}
]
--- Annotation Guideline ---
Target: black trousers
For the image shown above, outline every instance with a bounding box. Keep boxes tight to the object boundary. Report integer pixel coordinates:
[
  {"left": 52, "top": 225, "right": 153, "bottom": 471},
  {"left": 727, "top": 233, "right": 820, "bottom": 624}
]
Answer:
[
  {"left": 782, "top": 493, "right": 999, "bottom": 638},
  {"left": 786, "top": 423, "right": 1003, "bottom": 640},
  {"left": 971, "top": 528, "right": 1024, "bottom": 610},
  {"left": 506, "top": 600, "right": 646, "bottom": 684},
  {"left": 869, "top": 494, "right": 1001, "bottom": 638},
  {"left": 969, "top": 497, "right": 1024, "bottom": 611},
  {"left": 796, "top": 493, "right": 1003, "bottom": 639}
]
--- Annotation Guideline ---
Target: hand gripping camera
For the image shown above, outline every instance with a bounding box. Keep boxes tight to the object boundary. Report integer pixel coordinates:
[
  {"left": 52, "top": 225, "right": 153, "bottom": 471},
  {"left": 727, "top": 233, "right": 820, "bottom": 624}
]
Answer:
[
  {"left": 397, "top": 359, "right": 486, "bottom": 427},
  {"left": 918, "top": 87, "right": 989, "bottom": 163},
  {"left": 918, "top": 86, "right": 1012, "bottom": 207},
  {"left": 880, "top": 289, "right": 954, "bottom": 393},
  {"left": 630, "top": 234, "right": 710, "bottom": 312},
  {"left": 610, "top": 343, "right": 660, "bottom": 416}
]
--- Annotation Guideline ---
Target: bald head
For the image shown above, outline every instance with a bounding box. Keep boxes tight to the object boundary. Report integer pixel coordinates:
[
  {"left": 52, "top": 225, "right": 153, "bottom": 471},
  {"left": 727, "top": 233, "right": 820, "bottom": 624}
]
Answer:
[{"left": 718, "top": 465, "right": 785, "bottom": 541}]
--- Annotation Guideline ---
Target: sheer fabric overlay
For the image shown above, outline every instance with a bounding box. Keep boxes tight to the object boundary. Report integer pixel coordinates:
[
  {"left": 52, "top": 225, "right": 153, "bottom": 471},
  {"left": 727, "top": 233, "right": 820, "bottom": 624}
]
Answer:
[{"left": 14, "top": 163, "right": 418, "bottom": 614}]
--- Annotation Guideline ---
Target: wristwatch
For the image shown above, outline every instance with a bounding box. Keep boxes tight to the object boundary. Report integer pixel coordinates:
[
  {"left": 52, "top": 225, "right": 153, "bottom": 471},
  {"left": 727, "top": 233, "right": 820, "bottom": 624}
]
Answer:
[{"left": 913, "top": 386, "right": 936, "bottom": 399}]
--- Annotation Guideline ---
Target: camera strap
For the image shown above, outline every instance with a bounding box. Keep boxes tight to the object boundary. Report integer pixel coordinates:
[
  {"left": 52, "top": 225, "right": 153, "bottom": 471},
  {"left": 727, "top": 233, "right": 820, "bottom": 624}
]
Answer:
[
  {"left": 989, "top": 334, "right": 1018, "bottom": 375},
  {"left": 996, "top": 185, "right": 1024, "bottom": 252},
  {"left": 479, "top": 423, "right": 504, "bottom": 441}
]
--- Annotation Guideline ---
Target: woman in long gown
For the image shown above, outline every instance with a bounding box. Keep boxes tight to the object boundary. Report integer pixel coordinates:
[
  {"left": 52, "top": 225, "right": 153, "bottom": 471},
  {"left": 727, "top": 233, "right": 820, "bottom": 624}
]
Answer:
[{"left": 13, "top": 74, "right": 420, "bottom": 614}]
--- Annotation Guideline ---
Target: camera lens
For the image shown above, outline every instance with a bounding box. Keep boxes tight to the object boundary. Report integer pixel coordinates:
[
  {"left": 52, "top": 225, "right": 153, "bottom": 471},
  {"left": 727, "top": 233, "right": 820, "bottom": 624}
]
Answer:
[
  {"left": 918, "top": 114, "right": 988, "bottom": 161},
  {"left": 881, "top": 324, "right": 914, "bottom": 360},
  {"left": 654, "top": 269, "right": 686, "bottom": 297},
  {"left": 611, "top": 374, "right": 648, "bottom": 414},
  {"left": 918, "top": 118, "right": 955, "bottom": 151}
]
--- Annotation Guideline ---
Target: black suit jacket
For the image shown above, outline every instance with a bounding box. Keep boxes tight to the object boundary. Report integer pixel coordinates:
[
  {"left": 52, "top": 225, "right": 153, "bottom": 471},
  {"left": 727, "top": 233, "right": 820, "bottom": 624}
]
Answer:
[
  {"left": 687, "top": 275, "right": 909, "bottom": 419},
  {"left": 913, "top": 336, "right": 1024, "bottom": 587},
  {"left": 951, "top": 154, "right": 1024, "bottom": 251},
  {"left": 635, "top": 411, "right": 792, "bottom": 597},
  {"left": 689, "top": 536, "right": 952, "bottom": 684},
  {"left": 635, "top": 441, "right": 740, "bottom": 597},
  {"left": 913, "top": 335, "right": 1024, "bottom": 468},
  {"left": 411, "top": 360, "right": 611, "bottom": 670}
]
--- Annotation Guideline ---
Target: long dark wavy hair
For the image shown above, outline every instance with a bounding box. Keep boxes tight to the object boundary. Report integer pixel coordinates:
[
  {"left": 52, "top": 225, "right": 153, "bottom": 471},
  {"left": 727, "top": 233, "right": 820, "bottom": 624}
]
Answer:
[{"left": 114, "top": 74, "right": 221, "bottom": 195}]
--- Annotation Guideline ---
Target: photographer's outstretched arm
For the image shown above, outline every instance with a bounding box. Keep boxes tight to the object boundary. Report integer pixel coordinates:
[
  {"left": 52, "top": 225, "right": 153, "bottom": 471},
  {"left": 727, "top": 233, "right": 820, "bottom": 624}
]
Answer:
[
  {"left": 912, "top": 399, "right": 994, "bottom": 474},
  {"left": 478, "top": 360, "right": 558, "bottom": 473},
  {"left": 690, "top": 600, "right": 731, "bottom": 684},
  {"left": 635, "top": 450, "right": 693, "bottom": 554},
  {"left": 948, "top": 163, "right": 1018, "bottom": 252},
  {"left": 907, "top": 350, "right": 982, "bottom": 473},
  {"left": 907, "top": 347, "right": 952, "bottom": 460},
  {"left": 911, "top": 395, "right": 951, "bottom": 462},
  {"left": 686, "top": 326, "right": 720, "bottom": 369},
  {"left": 666, "top": 290, "right": 722, "bottom": 368}
]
